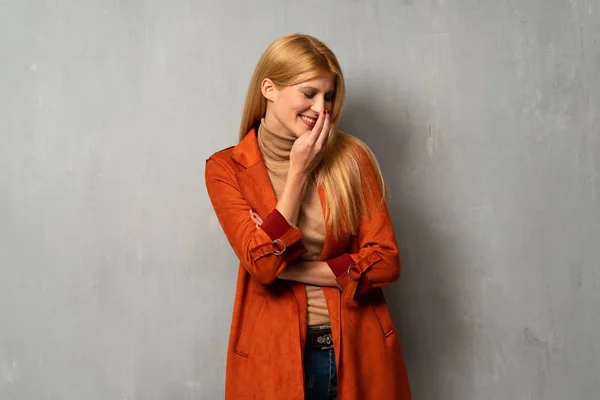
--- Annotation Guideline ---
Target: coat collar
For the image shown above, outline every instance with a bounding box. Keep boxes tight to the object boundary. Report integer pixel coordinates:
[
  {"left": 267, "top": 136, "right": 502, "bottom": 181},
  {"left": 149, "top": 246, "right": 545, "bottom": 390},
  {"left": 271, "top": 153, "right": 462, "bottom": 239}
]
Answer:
[{"left": 231, "top": 127, "right": 264, "bottom": 168}]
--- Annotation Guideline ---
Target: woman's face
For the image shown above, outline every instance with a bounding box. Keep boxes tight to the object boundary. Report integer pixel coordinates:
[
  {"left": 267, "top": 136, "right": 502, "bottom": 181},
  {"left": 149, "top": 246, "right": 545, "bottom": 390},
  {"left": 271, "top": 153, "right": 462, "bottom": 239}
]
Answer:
[{"left": 262, "top": 72, "right": 335, "bottom": 138}]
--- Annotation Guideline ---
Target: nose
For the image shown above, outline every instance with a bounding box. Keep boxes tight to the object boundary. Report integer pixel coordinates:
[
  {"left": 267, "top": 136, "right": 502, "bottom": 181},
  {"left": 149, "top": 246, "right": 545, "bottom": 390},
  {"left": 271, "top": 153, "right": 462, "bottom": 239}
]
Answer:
[{"left": 311, "top": 95, "right": 326, "bottom": 114}]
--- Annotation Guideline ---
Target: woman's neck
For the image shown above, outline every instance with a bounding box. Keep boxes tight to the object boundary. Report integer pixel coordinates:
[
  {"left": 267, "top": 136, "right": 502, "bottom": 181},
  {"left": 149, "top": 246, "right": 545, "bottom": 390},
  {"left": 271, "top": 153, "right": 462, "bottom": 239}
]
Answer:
[{"left": 257, "top": 117, "right": 296, "bottom": 162}]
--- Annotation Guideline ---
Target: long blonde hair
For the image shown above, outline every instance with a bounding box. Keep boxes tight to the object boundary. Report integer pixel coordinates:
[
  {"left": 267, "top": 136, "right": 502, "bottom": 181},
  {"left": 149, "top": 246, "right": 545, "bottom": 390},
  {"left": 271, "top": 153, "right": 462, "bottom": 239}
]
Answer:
[{"left": 239, "top": 33, "right": 389, "bottom": 239}]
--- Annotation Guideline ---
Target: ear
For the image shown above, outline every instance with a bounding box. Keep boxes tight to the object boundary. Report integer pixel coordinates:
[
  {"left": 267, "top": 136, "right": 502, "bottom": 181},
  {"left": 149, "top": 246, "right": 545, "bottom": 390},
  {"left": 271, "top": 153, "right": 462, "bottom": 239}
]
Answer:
[{"left": 261, "top": 78, "right": 278, "bottom": 102}]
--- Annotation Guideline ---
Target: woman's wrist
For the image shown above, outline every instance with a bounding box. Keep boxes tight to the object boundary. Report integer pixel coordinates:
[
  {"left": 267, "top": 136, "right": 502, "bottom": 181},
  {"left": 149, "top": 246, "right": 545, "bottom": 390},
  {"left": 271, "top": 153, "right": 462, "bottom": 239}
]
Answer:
[
  {"left": 287, "top": 166, "right": 309, "bottom": 186},
  {"left": 276, "top": 172, "right": 308, "bottom": 225}
]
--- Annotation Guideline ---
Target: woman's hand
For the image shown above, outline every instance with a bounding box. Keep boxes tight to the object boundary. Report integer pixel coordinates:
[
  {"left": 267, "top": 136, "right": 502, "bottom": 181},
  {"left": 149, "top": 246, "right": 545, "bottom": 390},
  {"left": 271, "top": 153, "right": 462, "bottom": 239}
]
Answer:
[
  {"left": 274, "top": 110, "right": 329, "bottom": 226},
  {"left": 249, "top": 209, "right": 263, "bottom": 229},
  {"left": 289, "top": 110, "right": 330, "bottom": 178}
]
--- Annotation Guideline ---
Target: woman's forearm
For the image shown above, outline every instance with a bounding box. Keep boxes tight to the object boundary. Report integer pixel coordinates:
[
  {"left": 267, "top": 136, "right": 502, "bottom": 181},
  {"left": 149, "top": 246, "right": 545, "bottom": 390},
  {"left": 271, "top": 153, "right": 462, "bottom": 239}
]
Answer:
[
  {"left": 279, "top": 261, "right": 339, "bottom": 288},
  {"left": 275, "top": 171, "right": 308, "bottom": 226}
]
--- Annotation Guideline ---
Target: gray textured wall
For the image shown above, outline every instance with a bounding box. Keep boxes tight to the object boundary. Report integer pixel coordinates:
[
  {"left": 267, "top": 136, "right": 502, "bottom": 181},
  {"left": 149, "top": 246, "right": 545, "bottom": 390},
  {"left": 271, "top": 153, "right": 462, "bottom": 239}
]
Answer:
[{"left": 1, "top": 1, "right": 599, "bottom": 399}]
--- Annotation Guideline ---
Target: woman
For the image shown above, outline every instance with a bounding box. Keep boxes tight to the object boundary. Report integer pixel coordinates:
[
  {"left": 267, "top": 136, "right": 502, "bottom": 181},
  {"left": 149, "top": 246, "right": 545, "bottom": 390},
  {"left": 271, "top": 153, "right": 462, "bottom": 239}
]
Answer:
[{"left": 205, "top": 33, "right": 411, "bottom": 400}]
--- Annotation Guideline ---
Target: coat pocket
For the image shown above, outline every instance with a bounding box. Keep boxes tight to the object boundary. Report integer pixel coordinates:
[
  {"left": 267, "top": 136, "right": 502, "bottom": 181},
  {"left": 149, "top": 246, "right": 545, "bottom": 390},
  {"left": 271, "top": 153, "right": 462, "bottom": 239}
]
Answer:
[
  {"left": 370, "top": 291, "right": 396, "bottom": 338},
  {"left": 235, "top": 290, "right": 267, "bottom": 358}
]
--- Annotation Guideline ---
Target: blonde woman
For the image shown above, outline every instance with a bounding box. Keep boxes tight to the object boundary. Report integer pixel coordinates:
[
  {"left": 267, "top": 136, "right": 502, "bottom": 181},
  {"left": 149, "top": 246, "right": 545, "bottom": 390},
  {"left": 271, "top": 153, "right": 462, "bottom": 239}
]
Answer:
[{"left": 205, "top": 33, "right": 411, "bottom": 400}]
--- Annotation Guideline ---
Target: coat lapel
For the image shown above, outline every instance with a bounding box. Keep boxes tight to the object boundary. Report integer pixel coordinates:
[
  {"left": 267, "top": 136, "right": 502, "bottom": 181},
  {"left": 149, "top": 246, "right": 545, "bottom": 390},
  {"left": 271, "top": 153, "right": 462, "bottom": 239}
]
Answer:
[
  {"left": 233, "top": 128, "right": 311, "bottom": 354},
  {"left": 232, "top": 128, "right": 345, "bottom": 369},
  {"left": 318, "top": 186, "right": 344, "bottom": 371},
  {"left": 231, "top": 128, "right": 277, "bottom": 218}
]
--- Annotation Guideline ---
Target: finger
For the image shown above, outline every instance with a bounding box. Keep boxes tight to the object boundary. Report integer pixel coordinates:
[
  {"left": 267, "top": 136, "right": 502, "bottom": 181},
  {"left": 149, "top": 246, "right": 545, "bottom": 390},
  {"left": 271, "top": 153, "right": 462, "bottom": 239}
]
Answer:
[
  {"left": 315, "top": 111, "right": 330, "bottom": 149},
  {"left": 307, "top": 110, "right": 326, "bottom": 143},
  {"left": 250, "top": 210, "right": 258, "bottom": 222},
  {"left": 250, "top": 213, "right": 263, "bottom": 225}
]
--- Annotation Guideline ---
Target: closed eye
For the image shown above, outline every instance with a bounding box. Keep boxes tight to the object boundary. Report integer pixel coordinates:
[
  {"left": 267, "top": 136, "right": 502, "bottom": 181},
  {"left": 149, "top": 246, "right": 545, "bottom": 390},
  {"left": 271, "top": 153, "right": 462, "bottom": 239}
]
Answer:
[{"left": 303, "top": 92, "right": 335, "bottom": 101}]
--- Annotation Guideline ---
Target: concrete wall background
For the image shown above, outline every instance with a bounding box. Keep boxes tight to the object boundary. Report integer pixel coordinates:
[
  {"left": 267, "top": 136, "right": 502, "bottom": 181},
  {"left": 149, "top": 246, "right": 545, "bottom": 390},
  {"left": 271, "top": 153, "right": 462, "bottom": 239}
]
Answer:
[{"left": 1, "top": 1, "right": 599, "bottom": 399}]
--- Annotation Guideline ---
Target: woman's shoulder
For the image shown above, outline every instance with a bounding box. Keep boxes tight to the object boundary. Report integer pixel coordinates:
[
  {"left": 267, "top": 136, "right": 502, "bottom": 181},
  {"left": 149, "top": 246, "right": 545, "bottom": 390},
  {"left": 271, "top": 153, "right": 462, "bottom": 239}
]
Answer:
[
  {"left": 205, "top": 144, "right": 238, "bottom": 181},
  {"left": 206, "top": 144, "right": 235, "bottom": 163}
]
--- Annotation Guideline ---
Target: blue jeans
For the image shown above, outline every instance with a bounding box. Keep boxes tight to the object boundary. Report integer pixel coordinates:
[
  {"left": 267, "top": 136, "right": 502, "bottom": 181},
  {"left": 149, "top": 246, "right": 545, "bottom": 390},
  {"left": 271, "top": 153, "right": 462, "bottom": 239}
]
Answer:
[{"left": 303, "top": 346, "right": 338, "bottom": 400}]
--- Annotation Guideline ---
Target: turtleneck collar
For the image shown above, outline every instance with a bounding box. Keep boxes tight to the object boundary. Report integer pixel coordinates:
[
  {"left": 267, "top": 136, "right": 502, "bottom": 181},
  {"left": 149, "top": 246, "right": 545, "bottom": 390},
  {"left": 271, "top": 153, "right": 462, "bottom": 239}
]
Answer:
[{"left": 257, "top": 117, "right": 296, "bottom": 163}]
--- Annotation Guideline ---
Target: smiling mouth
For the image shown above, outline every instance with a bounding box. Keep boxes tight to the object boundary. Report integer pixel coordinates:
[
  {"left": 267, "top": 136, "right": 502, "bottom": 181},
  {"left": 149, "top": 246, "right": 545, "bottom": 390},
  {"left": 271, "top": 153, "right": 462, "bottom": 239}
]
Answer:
[{"left": 299, "top": 114, "right": 317, "bottom": 125}]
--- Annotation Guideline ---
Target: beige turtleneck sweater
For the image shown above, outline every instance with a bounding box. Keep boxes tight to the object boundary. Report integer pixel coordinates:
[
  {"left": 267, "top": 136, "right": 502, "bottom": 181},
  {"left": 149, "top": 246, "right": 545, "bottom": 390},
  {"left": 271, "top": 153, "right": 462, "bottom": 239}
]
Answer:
[{"left": 257, "top": 118, "right": 330, "bottom": 327}]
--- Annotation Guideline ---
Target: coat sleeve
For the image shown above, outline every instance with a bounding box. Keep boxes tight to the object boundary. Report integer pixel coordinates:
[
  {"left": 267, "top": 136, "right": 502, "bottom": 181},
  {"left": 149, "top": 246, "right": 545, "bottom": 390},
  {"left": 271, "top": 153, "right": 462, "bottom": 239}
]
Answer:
[
  {"left": 325, "top": 146, "right": 401, "bottom": 301},
  {"left": 205, "top": 157, "right": 308, "bottom": 285}
]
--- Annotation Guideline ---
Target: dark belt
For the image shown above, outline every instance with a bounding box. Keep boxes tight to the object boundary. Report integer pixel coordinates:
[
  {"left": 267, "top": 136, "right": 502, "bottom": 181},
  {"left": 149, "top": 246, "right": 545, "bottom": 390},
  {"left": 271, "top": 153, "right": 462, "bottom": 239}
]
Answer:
[{"left": 306, "top": 325, "right": 333, "bottom": 350}]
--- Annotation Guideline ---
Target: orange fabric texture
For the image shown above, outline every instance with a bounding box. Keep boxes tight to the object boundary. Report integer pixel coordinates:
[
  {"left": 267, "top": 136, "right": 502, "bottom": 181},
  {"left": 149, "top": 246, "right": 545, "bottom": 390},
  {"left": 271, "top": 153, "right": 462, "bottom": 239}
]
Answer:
[{"left": 205, "top": 128, "right": 411, "bottom": 399}]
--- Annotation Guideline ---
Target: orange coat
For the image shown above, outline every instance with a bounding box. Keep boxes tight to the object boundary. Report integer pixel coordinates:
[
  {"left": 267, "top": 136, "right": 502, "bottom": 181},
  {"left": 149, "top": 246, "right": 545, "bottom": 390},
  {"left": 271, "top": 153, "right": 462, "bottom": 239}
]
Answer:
[{"left": 205, "top": 128, "right": 411, "bottom": 399}]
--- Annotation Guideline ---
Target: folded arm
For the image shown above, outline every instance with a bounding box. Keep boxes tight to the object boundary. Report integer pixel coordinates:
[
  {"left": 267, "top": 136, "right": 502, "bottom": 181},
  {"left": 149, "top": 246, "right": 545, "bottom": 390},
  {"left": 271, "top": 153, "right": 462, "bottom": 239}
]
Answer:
[
  {"left": 273, "top": 147, "right": 401, "bottom": 301},
  {"left": 205, "top": 157, "right": 308, "bottom": 284},
  {"left": 278, "top": 261, "right": 340, "bottom": 288}
]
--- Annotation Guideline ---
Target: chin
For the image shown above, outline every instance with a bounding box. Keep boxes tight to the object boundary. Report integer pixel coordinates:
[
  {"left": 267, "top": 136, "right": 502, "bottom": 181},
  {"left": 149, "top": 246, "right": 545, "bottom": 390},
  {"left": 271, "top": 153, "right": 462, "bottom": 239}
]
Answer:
[{"left": 294, "top": 121, "right": 312, "bottom": 137}]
